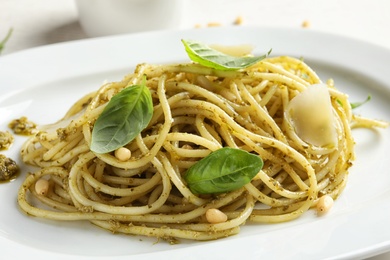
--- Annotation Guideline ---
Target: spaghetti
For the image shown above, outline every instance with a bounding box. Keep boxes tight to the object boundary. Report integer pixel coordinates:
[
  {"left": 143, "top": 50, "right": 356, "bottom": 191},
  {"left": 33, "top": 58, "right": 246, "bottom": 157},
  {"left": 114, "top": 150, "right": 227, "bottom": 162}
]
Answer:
[{"left": 17, "top": 55, "right": 387, "bottom": 242}]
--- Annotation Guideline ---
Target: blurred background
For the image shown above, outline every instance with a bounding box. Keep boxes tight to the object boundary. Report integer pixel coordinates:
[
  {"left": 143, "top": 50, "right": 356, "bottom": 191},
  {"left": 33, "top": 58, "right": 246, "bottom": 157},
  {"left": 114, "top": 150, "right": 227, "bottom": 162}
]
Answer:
[
  {"left": 1, "top": 0, "right": 390, "bottom": 259},
  {"left": 1, "top": 0, "right": 390, "bottom": 55}
]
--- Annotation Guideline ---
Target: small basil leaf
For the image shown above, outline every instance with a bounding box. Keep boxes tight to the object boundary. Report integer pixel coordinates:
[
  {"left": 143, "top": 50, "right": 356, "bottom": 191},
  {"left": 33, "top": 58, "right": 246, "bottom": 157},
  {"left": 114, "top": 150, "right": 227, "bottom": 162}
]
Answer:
[
  {"left": 184, "top": 147, "right": 263, "bottom": 194},
  {"left": 351, "top": 95, "right": 371, "bottom": 109},
  {"left": 91, "top": 83, "right": 153, "bottom": 154},
  {"left": 181, "top": 39, "right": 271, "bottom": 71}
]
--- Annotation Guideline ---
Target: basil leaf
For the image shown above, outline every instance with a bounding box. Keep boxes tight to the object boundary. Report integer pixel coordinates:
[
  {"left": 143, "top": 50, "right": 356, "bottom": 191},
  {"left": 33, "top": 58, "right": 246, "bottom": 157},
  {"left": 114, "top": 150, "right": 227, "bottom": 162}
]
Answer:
[
  {"left": 351, "top": 95, "right": 371, "bottom": 109},
  {"left": 91, "top": 83, "right": 153, "bottom": 154},
  {"left": 184, "top": 147, "right": 263, "bottom": 194},
  {"left": 181, "top": 39, "right": 271, "bottom": 71}
]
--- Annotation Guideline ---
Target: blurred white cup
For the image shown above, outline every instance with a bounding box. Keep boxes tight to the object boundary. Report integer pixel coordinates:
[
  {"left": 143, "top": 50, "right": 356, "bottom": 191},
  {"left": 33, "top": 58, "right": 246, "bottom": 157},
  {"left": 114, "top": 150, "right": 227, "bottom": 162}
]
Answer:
[{"left": 75, "top": 0, "right": 183, "bottom": 37}]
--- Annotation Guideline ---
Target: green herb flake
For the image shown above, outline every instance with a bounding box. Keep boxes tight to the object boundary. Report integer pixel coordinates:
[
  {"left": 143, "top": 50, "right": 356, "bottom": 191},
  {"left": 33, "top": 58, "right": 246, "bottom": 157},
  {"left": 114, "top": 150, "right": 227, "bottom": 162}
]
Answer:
[
  {"left": 181, "top": 39, "right": 271, "bottom": 71},
  {"left": 184, "top": 147, "right": 263, "bottom": 194},
  {"left": 90, "top": 82, "right": 153, "bottom": 154},
  {"left": 0, "top": 28, "right": 13, "bottom": 55},
  {"left": 351, "top": 95, "right": 371, "bottom": 109}
]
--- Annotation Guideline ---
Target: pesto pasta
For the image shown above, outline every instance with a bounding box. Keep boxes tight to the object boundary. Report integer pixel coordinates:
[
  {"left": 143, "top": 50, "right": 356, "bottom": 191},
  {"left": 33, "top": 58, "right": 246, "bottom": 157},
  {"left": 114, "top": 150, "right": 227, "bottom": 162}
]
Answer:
[{"left": 17, "top": 51, "right": 387, "bottom": 242}]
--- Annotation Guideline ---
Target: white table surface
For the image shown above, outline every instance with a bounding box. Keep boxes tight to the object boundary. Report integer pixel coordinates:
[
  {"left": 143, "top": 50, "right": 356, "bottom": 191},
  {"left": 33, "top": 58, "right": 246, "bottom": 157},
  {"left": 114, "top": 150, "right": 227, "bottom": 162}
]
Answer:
[{"left": 1, "top": 0, "right": 390, "bottom": 259}]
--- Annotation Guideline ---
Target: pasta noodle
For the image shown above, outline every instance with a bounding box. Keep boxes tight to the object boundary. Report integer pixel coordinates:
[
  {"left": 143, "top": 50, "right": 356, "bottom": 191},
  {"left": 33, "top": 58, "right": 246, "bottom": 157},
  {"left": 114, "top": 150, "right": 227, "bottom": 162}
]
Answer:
[{"left": 17, "top": 55, "right": 388, "bottom": 242}]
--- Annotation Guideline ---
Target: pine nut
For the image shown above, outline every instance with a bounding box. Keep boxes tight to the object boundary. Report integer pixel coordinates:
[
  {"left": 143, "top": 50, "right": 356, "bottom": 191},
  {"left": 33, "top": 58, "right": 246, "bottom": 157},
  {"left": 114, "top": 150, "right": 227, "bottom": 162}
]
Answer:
[
  {"left": 35, "top": 178, "right": 49, "bottom": 196},
  {"left": 205, "top": 208, "right": 228, "bottom": 224},
  {"left": 115, "top": 147, "right": 131, "bottom": 161},
  {"left": 316, "top": 195, "right": 334, "bottom": 215}
]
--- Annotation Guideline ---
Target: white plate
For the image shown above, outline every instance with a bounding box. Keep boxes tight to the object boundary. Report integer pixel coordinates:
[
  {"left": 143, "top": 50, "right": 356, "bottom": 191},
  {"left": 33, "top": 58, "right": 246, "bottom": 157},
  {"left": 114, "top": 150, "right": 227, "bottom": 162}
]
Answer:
[{"left": 1, "top": 26, "right": 390, "bottom": 260}]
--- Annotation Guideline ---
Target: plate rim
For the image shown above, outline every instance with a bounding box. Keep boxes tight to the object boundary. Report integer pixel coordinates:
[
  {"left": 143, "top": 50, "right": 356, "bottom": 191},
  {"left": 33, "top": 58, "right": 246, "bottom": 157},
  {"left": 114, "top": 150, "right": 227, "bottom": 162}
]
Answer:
[{"left": 0, "top": 26, "right": 390, "bottom": 259}]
